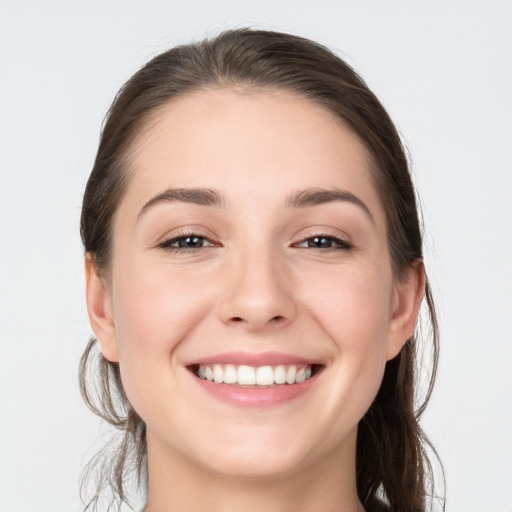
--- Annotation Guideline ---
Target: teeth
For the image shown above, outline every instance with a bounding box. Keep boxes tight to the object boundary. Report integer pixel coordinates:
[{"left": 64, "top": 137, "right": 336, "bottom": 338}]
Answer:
[
  {"left": 223, "top": 364, "right": 237, "bottom": 384},
  {"left": 256, "top": 366, "right": 274, "bottom": 386},
  {"left": 213, "top": 365, "right": 224, "bottom": 383},
  {"left": 196, "top": 363, "right": 314, "bottom": 386},
  {"left": 286, "top": 366, "right": 296, "bottom": 384},
  {"left": 238, "top": 365, "right": 256, "bottom": 385},
  {"left": 274, "top": 365, "right": 287, "bottom": 384}
]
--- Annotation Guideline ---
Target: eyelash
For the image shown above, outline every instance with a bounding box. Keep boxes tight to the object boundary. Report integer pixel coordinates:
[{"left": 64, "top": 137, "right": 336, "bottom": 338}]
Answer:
[
  {"left": 158, "top": 232, "right": 353, "bottom": 253},
  {"left": 294, "top": 234, "right": 353, "bottom": 251},
  {"left": 158, "top": 232, "right": 217, "bottom": 252}
]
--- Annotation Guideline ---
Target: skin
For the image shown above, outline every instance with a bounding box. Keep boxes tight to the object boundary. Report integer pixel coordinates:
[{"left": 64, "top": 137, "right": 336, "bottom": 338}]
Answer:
[{"left": 85, "top": 89, "right": 424, "bottom": 512}]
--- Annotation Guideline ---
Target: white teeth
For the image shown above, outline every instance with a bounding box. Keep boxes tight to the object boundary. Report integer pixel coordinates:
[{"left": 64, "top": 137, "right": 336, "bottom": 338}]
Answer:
[
  {"left": 274, "top": 365, "right": 287, "bottom": 384},
  {"left": 238, "top": 365, "right": 256, "bottom": 385},
  {"left": 196, "top": 363, "right": 315, "bottom": 386},
  {"left": 286, "top": 366, "right": 297, "bottom": 384},
  {"left": 213, "top": 364, "right": 224, "bottom": 383},
  {"left": 256, "top": 366, "right": 274, "bottom": 386},
  {"left": 223, "top": 364, "right": 237, "bottom": 384}
]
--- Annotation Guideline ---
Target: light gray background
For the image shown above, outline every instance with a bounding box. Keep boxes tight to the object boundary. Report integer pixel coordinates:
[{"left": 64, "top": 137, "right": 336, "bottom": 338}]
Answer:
[{"left": 1, "top": 1, "right": 511, "bottom": 511}]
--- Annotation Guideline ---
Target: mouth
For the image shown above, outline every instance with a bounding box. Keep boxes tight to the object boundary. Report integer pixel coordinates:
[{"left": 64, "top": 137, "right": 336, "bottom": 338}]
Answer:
[
  {"left": 189, "top": 363, "right": 323, "bottom": 387},
  {"left": 185, "top": 352, "right": 325, "bottom": 407}
]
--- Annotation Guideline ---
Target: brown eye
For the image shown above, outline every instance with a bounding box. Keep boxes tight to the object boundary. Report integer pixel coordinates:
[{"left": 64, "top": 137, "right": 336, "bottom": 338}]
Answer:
[
  {"left": 297, "top": 235, "right": 353, "bottom": 250},
  {"left": 177, "top": 236, "right": 205, "bottom": 248},
  {"left": 307, "top": 236, "right": 334, "bottom": 248},
  {"left": 160, "top": 235, "right": 215, "bottom": 250}
]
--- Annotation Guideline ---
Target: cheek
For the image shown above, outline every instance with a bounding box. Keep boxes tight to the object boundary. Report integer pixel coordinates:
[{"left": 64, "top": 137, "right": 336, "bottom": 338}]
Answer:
[
  {"left": 114, "top": 259, "right": 210, "bottom": 338},
  {"left": 304, "top": 264, "right": 393, "bottom": 348},
  {"left": 110, "top": 260, "right": 214, "bottom": 394},
  {"left": 302, "top": 265, "right": 391, "bottom": 409}
]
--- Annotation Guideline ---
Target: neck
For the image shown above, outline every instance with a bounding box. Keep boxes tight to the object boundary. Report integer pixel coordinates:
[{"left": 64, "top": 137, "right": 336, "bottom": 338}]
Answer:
[{"left": 145, "top": 428, "right": 364, "bottom": 512}]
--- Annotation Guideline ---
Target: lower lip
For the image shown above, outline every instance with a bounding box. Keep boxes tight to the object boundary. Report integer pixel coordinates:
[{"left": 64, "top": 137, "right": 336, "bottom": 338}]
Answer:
[{"left": 191, "top": 371, "right": 320, "bottom": 408}]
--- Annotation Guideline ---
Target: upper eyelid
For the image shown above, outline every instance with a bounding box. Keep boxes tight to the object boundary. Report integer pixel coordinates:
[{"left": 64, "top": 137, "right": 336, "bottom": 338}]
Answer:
[
  {"left": 158, "top": 227, "right": 217, "bottom": 242},
  {"left": 163, "top": 233, "right": 215, "bottom": 243},
  {"left": 164, "top": 234, "right": 212, "bottom": 243},
  {"left": 295, "top": 235, "right": 352, "bottom": 247},
  {"left": 293, "top": 229, "right": 352, "bottom": 243}
]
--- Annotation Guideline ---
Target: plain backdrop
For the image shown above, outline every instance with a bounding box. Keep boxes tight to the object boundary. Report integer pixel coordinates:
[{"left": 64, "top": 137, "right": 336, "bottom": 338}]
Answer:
[{"left": 1, "top": 1, "right": 511, "bottom": 511}]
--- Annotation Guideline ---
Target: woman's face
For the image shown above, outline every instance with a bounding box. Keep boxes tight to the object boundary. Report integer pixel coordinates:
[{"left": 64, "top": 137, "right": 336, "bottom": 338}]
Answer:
[{"left": 87, "top": 89, "right": 419, "bottom": 480}]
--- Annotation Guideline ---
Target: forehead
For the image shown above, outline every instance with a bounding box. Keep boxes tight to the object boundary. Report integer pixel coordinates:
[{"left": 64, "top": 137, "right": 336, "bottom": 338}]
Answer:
[{"left": 120, "top": 88, "right": 385, "bottom": 225}]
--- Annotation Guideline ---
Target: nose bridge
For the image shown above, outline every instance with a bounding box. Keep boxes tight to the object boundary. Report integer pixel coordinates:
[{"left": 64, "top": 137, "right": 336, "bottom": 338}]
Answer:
[{"left": 217, "top": 239, "right": 296, "bottom": 331}]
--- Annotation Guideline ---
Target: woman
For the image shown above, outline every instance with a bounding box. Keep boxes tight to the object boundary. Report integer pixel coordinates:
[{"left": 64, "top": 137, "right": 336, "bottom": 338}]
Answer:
[{"left": 80, "top": 28, "right": 442, "bottom": 512}]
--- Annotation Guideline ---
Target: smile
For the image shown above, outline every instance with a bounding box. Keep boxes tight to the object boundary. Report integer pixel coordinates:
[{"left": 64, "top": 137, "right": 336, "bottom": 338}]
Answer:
[
  {"left": 186, "top": 353, "right": 324, "bottom": 407},
  {"left": 196, "top": 364, "right": 315, "bottom": 386}
]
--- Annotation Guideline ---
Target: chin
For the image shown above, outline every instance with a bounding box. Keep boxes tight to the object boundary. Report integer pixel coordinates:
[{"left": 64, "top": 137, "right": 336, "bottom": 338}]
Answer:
[
  {"left": 185, "top": 426, "right": 328, "bottom": 482},
  {"left": 199, "top": 449, "right": 307, "bottom": 481}
]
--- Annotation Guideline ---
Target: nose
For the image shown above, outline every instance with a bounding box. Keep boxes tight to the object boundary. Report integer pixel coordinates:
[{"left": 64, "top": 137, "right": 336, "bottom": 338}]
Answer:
[{"left": 216, "top": 247, "right": 297, "bottom": 332}]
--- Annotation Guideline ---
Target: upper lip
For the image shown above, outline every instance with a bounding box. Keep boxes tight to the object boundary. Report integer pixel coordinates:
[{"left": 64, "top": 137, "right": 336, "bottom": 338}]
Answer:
[{"left": 185, "top": 351, "right": 323, "bottom": 367}]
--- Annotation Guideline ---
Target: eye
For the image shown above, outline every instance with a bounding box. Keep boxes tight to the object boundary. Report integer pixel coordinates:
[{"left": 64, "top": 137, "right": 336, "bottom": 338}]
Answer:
[
  {"left": 159, "top": 234, "right": 216, "bottom": 251},
  {"left": 296, "top": 235, "right": 353, "bottom": 250}
]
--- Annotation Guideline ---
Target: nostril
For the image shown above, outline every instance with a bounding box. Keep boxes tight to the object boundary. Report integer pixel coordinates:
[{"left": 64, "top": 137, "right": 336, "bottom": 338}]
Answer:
[
  {"left": 226, "top": 313, "right": 290, "bottom": 329},
  {"left": 229, "top": 315, "right": 283, "bottom": 324}
]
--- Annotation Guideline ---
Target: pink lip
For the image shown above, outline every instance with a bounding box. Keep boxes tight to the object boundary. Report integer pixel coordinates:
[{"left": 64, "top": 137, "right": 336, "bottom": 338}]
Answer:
[
  {"left": 186, "top": 351, "right": 319, "bottom": 367},
  {"left": 191, "top": 371, "right": 320, "bottom": 408}
]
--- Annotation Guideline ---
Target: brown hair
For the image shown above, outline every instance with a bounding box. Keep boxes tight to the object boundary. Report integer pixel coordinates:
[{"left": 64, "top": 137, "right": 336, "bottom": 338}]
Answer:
[{"left": 80, "top": 28, "right": 443, "bottom": 512}]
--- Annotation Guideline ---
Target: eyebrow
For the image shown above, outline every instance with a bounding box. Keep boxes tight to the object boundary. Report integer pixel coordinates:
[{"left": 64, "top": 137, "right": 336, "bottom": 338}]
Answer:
[
  {"left": 138, "top": 187, "right": 224, "bottom": 218},
  {"left": 138, "top": 186, "right": 373, "bottom": 223},
  {"left": 286, "top": 187, "right": 374, "bottom": 223}
]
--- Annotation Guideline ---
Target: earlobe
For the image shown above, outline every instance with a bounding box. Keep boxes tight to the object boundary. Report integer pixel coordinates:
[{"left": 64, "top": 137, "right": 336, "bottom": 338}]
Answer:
[
  {"left": 84, "top": 253, "right": 119, "bottom": 362},
  {"left": 386, "top": 260, "right": 426, "bottom": 361}
]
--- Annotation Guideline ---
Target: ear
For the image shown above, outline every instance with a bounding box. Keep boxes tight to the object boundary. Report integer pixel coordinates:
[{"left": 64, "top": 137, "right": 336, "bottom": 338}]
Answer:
[
  {"left": 84, "top": 253, "right": 119, "bottom": 362},
  {"left": 386, "top": 260, "right": 425, "bottom": 361}
]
